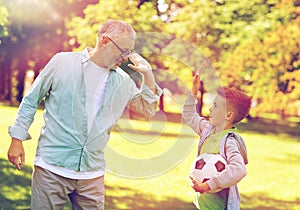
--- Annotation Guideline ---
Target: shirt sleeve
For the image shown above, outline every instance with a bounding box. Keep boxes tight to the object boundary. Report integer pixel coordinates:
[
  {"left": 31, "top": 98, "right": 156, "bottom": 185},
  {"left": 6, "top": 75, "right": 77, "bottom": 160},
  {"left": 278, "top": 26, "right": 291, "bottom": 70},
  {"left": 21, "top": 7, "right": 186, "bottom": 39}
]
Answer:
[
  {"left": 140, "top": 83, "right": 163, "bottom": 103},
  {"left": 206, "top": 136, "right": 247, "bottom": 191},
  {"left": 8, "top": 53, "right": 60, "bottom": 141},
  {"left": 127, "top": 83, "right": 163, "bottom": 119},
  {"left": 182, "top": 92, "right": 209, "bottom": 135}
]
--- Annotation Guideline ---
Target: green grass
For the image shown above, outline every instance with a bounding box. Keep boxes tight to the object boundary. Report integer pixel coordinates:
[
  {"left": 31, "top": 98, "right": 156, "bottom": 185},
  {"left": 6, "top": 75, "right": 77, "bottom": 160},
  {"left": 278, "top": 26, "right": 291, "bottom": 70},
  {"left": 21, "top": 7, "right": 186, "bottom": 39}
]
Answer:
[{"left": 1, "top": 105, "right": 300, "bottom": 210}]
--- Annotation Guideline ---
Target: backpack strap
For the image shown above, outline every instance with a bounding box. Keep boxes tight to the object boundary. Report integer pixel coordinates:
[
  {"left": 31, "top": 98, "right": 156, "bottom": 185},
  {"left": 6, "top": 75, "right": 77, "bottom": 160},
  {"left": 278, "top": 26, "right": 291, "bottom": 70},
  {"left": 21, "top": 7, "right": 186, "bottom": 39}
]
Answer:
[
  {"left": 223, "top": 132, "right": 233, "bottom": 160},
  {"left": 222, "top": 132, "right": 248, "bottom": 165}
]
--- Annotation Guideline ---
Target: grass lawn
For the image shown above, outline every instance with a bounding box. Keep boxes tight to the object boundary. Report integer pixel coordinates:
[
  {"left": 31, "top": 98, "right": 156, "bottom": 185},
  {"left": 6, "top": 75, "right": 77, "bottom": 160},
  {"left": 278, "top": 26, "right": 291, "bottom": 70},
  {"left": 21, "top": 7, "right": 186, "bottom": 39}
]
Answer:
[{"left": 0, "top": 105, "right": 300, "bottom": 210}]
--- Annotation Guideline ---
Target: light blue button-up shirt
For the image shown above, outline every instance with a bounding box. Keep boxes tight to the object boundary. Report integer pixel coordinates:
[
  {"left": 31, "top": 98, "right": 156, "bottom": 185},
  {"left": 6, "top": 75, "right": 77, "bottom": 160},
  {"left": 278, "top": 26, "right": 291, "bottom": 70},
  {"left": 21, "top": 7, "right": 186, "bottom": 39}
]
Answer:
[{"left": 9, "top": 48, "right": 162, "bottom": 172}]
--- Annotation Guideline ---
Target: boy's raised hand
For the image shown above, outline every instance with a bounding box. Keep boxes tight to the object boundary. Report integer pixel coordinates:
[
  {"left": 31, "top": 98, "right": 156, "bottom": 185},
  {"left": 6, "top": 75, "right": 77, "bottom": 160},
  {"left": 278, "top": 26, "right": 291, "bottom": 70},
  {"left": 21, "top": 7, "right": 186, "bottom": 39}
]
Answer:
[
  {"left": 191, "top": 61, "right": 207, "bottom": 95},
  {"left": 191, "top": 75, "right": 201, "bottom": 95}
]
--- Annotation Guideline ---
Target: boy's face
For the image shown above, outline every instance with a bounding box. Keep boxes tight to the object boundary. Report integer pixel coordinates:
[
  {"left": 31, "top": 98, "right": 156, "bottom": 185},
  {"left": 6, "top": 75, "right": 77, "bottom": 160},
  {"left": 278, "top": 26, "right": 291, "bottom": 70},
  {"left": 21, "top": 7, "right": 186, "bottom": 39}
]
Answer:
[{"left": 209, "top": 95, "right": 227, "bottom": 128}]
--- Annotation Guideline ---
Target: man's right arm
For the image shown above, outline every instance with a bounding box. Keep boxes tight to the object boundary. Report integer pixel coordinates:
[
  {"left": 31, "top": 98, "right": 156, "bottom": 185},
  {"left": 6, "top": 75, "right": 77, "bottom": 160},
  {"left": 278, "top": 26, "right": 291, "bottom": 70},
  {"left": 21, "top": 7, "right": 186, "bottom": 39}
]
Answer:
[
  {"left": 7, "top": 53, "right": 60, "bottom": 169},
  {"left": 8, "top": 53, "right": 60, "bottom": 141}
]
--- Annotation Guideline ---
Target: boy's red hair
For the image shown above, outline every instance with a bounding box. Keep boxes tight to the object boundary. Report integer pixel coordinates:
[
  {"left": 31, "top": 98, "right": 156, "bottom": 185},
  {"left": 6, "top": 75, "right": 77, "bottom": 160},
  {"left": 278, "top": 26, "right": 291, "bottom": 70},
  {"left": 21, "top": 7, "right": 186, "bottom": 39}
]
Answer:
[{"left": 217, "top": 87, "right": 252, "bottom": 124}]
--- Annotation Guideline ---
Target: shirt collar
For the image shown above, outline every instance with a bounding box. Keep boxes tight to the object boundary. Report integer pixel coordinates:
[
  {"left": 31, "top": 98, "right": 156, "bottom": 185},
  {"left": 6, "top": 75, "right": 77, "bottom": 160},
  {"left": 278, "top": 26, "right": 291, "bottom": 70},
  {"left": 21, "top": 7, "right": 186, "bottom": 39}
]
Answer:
[
  {"left": 81, "top": 47, "right": 116, "bottom": 72},
  {"left": 81, "top": 47, "right": 92, "bottom": 64},
  {"left": 211, "top": 127, "right": 237, "bottom": 137}
]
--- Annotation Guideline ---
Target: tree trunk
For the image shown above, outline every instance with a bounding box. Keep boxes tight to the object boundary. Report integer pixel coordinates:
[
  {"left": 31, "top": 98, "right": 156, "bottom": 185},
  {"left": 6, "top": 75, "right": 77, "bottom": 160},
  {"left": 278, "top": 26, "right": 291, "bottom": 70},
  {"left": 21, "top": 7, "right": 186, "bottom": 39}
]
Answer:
[
  {"left": 16, "top": 69, "right": 26, "bottom": 103},
  {"left": 197, "top": 81, "right": 204, "bottom": 116},
  {"left": 3, "top": 55, "right": 12, "bottom": 102},
  {"left": 0, "top": 60, "right": 5, "bottom": 100},
  {"left": 159, "top": 92, "right": 165, "bottom": 112}
]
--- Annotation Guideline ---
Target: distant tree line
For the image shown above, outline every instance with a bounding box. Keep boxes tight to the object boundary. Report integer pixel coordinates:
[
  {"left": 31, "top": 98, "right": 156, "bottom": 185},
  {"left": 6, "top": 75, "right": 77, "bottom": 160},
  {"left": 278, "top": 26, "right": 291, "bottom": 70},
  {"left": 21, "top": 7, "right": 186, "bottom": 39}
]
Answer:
[{"left": 0, "top": 0, "right": 299, "bottom": 119}]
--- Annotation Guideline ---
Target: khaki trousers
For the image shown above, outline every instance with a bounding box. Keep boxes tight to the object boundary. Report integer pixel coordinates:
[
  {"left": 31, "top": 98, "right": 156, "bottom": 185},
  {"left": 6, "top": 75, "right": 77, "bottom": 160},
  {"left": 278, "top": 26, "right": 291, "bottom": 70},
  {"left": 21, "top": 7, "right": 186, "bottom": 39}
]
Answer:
[{"left": 31, "top": 166, "right": 105, "bottom": 210}]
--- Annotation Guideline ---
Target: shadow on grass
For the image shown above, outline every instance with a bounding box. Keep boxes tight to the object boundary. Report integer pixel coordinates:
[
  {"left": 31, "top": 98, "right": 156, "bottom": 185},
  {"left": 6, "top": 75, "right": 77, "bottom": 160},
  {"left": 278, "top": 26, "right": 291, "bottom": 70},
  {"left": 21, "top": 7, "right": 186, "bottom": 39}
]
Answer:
[
  {"left": 1, "top": 156, "right": 299, "bottom": 210},
  {"left": 114, "top": 126, "right": 196, "bottom": 139},
  {"left": 0, "top": 158, "right": 32, "bottom": 210},
  {"left": 241, "top": 193, "right": 300, "bottom": 210},
  {"left": 126, "top": 111, "right": 300, "bottom": 138},
  {"left": 0, "top": 158, "right": 195, "bottom": 210},
  {"left": 105, "top": 184, "right": 195, "bottom": 210},
  {"left": 235, "top": 118, "right": 299, "bottom": 137}
]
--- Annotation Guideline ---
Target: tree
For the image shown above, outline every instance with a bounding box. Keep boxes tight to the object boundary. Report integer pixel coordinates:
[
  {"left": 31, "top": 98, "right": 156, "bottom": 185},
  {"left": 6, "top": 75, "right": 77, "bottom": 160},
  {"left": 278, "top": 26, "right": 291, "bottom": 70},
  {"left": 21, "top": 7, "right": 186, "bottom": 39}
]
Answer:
[
  {"left": 66, "top": 0, "right": 299, "bottom": 116},
  {"left": 0, "top": 0, "right": 98, "bottom": 104},
  {"left": 221, "top": 4, "right": 300, "bottom": 119},
  {"left": 162, "top": 0, "right": 298, "bottom": 117},
  {"left": 0, "top": 3, "right": 8, "bottom": 38},
  {"left": 0, "top": 3, "right": 9, "bottom": 101},
  {"left": 3, "top": 0, "right": 299, "bottom": 118}
]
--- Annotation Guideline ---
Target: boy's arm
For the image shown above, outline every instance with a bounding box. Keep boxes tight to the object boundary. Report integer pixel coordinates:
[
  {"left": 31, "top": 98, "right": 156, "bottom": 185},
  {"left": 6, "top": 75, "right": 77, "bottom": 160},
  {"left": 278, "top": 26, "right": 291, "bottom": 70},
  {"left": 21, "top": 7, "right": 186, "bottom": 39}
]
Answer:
[
  {"left": 182, "top": 75, "right": 208, "bottom": 135},
  {"left": 191, "top": 74, "right": 201, "bottom": 95},
  {"left": 206, "top": 137, "right": 247, "bottom": 191}
]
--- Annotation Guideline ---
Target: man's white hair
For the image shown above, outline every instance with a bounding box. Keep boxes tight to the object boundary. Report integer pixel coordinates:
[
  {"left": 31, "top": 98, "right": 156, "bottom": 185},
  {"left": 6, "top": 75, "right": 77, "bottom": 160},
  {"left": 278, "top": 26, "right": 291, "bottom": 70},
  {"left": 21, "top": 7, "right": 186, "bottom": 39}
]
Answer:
[{"left": 98, "top": 19, "right": 136, "bottom": 39}]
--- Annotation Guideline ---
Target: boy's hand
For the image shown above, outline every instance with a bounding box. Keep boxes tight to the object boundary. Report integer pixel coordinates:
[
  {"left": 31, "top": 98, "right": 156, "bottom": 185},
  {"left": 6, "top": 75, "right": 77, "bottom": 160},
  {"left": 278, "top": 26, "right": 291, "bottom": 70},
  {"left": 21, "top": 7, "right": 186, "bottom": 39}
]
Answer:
[
  {"left": 191, "top": 74, "right": 201, "bottom": 95},
  {"left": 191, "top": 61, "right": 207, "bottom": 95},
  {"left": 190, "top": 175, "right": 210, "bottom": 193},
  {"left": 7, "top": 138, "right": 25, "bottom": 170}
]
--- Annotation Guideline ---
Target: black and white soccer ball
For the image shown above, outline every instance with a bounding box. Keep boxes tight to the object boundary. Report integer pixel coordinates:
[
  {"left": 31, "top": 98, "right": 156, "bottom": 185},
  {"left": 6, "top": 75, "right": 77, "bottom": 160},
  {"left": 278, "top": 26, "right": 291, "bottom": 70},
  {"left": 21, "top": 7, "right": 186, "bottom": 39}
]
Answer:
[{"left": 190, "top": 153, "right": 227, "bottom": 193}]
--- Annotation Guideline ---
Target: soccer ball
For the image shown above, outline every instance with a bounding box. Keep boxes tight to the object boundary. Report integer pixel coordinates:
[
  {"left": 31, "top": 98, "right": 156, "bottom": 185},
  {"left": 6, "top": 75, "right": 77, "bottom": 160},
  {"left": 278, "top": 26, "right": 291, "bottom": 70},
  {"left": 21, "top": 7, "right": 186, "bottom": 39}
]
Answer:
[{"left": 190, "top": 153, "right": 227, "bottom": 193}]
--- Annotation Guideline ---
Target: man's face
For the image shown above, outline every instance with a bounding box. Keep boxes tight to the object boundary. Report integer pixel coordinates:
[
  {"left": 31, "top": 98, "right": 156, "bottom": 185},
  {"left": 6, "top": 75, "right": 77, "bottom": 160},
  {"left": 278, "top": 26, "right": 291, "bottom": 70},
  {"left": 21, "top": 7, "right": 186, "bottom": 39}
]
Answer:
[
  {"left": 104, "top": 36, "right": 135, "bottom": 69},
  {"left": 209, "top": 95, "right": 227, "bottom": 127}
]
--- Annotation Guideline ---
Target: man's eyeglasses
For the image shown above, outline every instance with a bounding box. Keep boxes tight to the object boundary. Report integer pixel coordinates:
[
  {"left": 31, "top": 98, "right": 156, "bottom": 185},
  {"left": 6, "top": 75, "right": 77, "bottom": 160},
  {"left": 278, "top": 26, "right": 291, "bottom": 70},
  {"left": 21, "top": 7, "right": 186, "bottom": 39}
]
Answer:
[{"left": 107, "top": 36, "right": 133, "bottom": 59}]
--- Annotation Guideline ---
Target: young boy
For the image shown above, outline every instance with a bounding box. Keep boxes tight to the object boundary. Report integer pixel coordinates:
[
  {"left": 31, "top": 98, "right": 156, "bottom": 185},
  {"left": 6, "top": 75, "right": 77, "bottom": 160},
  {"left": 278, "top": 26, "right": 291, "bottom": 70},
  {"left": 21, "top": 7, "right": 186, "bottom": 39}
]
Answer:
[{"left": 182, "top": 74, "right": 251, "bottom": 210}]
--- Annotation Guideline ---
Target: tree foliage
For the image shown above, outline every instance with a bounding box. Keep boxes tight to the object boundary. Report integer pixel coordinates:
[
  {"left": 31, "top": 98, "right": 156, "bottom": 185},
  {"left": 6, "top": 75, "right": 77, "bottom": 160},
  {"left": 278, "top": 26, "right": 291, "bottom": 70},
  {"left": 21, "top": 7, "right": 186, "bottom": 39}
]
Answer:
[
  {"left": 66, "top": 0, "right": 198, "bottom": 94},
  {"left": 0, "top": 0, "right": 98, "bottom": 103},
  {"left": 0, "top": 0, "right": 299, "bottom": 118},
  {"left": 221, "top": 5, "right": 300, "bottom": 118},
  {"left": 68, "top": 0, "right": 299, "bottom": 118},
  {"left": 0, "top": 4, "right": 8, "bottom": 38},
  {"left": 66, "top": 0, "right": 163, "bottom": 50},
  {"left": 162, "top": 0, "right": 293, "bottom": 62}
]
